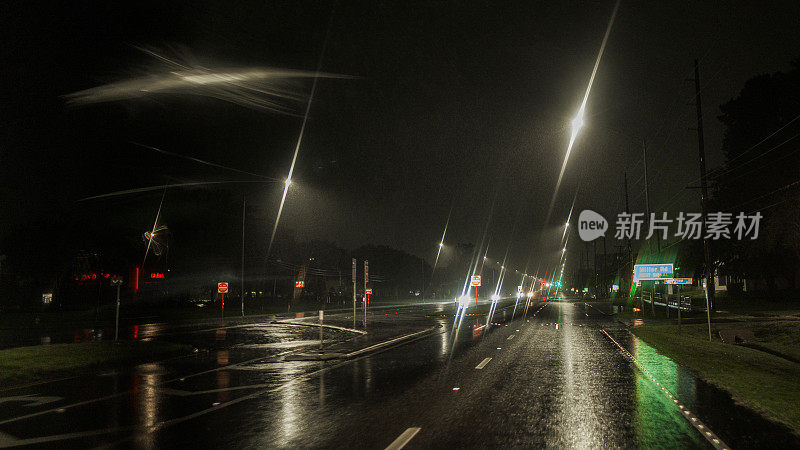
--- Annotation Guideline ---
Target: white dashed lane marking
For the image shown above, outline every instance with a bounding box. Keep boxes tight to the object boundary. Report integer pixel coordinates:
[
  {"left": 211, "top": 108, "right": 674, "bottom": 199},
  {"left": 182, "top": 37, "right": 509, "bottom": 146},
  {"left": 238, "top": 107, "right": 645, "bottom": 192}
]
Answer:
[
  {"left": 475, "top": 357, "right": 492, "bottom": 370},
  {"left": 385, "top": 427, "right": 421, "bottom": 450}
]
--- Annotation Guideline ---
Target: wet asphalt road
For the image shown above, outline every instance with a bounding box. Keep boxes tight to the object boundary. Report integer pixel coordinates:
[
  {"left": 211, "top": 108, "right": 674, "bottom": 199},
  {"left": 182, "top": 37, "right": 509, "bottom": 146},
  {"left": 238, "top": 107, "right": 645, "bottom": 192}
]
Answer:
[{"left": 1, "top": 300, "right": 798, "bottom": 448}]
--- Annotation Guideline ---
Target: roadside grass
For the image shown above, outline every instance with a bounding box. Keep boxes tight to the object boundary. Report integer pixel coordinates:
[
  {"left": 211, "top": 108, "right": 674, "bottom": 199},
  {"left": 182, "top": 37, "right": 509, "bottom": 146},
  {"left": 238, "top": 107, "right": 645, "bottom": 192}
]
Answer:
[
  {"left": 712, "top": 320, "right": 800, "bottom": 361},
  {"left": 0, "top": 341, "right": 192, "bottom": 387},
  {"left": 631, "top": 323, "right": 800, "bottom": 435}
]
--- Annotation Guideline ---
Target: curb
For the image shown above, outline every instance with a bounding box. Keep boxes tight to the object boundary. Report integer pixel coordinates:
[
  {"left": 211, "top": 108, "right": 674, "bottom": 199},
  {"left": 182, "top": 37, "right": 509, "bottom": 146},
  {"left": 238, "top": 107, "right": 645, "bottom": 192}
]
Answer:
[
  {"left": 271, "top": 319, "right": 368, "bottom": 335},
  {"left": 284, "top": 325, "right": 440, "bottom": 361}
]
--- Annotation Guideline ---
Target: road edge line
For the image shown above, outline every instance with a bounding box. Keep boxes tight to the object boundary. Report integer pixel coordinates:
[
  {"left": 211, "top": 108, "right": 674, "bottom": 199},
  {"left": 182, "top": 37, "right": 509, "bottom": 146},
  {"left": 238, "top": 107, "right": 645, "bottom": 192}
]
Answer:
[{"left": 601, "top": 328, "right": 730, "bottom": 450}]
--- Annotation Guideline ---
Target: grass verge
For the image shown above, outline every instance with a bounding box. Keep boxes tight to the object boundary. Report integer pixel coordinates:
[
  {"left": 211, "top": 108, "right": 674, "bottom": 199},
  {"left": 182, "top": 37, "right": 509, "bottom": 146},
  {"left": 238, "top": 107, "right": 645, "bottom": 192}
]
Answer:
[
  {"left": 0, "top": 341, "right": 192, "bottom": 387},
  {"left": 631, "top": 323, "right": 800, "bottom": 435}
]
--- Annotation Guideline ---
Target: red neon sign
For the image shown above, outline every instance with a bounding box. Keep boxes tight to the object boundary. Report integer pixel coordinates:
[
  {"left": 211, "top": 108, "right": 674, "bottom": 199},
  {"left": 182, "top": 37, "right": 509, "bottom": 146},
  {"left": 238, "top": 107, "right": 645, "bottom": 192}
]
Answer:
[
  {"left": 74, "top": 272, "right": 120, "bottom": 281},
  {"left": 150, "top": 272, "right": 165, "bottom": 279}
]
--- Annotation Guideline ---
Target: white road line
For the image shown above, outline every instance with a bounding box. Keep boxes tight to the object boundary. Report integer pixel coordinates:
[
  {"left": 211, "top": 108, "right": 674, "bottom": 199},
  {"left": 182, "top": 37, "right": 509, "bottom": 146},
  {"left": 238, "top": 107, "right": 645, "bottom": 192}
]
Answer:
[
  {"left": 507, "top": 334, "right": 515, "bottom": 340},
  {"left": 385, "top": 427, "right": 421, "bottom": 450},
  {"left": 601, "top": 329, "right": 730, "bottom": 450},
  {"left": 475, "top": 357, "right": 492, "bottom": 369}
]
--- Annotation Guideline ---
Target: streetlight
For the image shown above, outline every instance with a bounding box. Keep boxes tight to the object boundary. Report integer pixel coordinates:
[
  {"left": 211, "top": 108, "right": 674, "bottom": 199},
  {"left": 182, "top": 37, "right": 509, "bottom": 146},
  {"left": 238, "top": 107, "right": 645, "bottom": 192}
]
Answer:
[{"left": 570, "top": 107, "right": 585, "bottom": 143}]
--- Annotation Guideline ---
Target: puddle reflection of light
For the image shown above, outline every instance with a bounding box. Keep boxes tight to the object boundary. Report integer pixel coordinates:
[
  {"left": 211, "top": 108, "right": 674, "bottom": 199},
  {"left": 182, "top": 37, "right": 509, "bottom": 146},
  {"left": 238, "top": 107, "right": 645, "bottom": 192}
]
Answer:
[
  {"left": 136, "top": 323, "right": 165, "bottom": 339},
  {"left": 560, "top": 304, "right": 603, "bottom": 448},
  {"left": 437, "top": 318, "right": 450, "bottom": 358},
  {"left": 216, "top": 370, "right": 230, "bottom": 403},
  {"left": 134, "top": 362, "right": 163, "bottom": 448},
  {"left": 216, "top": 329, "right": 227, "bottom": 340},
  {"left": 276, "top": 363, "right": 314, "bottom": 447}
]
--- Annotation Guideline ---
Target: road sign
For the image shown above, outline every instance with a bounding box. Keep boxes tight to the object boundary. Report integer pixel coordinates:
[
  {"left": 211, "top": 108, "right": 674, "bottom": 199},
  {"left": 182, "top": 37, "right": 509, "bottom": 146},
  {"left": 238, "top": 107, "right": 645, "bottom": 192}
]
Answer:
[
  {"left": 295, "top": 280, "right": 305, "bottom": 288},
  {"left": 517, "top": 285, "right": 523, "bottom": 293},
  {"left": 634, "top": 264, "right": 674, "bottom": 280},
  {"left": 366, "top": 288, "right": 372, "bottom": 294},
  {"left": 666, "top": 278, "right": 693, "bottom": 285},
  {"left": 110, "top": 277, "right": 123, "bottom": 287},
  {"left": 217, "top": 282, "right": 229, "bottom": 293},
  {"left": 470, "top": 275, "right": 481, "bottom": 287}
]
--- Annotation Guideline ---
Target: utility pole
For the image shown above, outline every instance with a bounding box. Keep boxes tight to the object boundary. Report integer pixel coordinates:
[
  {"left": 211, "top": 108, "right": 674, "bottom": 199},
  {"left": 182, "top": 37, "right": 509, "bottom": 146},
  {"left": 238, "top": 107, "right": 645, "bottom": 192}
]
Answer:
[
  {"left": 642, "top": 138, "right": 661, "bottom": 253},
  {"left": 352, "top": 258, "right": 356, "bottom": 328},
  {"left": 694, "top": 58, "right": 714, "bottom": 341},
  {"left": 593, "top": 240, "right": 597, "bottom": 298},
  {"left": 643, "top": 139, "right": 650, "bottom": 222},
  {"left": 602, "top": 236, "right": 607, "bottom": 298},
  {"left": 241, "top": 196, "right": 246, "bottom": 317},
  {"left": 624, "top": 171, "right": 634, "bottom": 293}
]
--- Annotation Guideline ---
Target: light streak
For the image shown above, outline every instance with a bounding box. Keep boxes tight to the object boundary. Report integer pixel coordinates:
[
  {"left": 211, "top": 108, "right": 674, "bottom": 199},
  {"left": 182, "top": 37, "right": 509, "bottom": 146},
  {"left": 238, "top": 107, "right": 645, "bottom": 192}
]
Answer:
[
  {"left": 544, "top": 0, "right": 621, "bottom": 226},
  {"left": 65, "top": 50, "right": 351, "bottom": 115},
  {"left": 433, "top": 208, "right": 452, "bottom": 271},
  {"left": 266, "top": 6, "right": 335, "bottom": 258},
  {"left": 78, "top": 180, "right": 276, "bottom": 201},
  {"left": 142, "top": 189, "right": 166, "bottom": 269},
  {"left": 130, "top": 142, "right": 274, "bottom": 180}
]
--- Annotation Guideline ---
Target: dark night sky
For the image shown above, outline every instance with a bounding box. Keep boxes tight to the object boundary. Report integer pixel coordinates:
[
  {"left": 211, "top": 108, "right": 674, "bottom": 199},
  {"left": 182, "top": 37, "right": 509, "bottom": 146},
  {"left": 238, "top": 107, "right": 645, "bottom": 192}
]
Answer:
[{"left": 3, "top": 1, "right": 800, "bottom": 274}]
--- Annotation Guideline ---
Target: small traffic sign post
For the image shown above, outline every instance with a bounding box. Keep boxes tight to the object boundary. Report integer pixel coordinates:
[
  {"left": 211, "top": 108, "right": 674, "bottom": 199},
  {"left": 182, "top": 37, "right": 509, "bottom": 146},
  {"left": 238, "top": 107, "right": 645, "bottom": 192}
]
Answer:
[
  {"left": 110, "top": 277, "right": 123, "bottom": 341},
  {"left": 470, "top": 276, "right": 481, "bottom": 326},
  {"left": 363, "top": 260, "right": 369, "bottom": 326},
  {"left": 664, "top": 278, "right": 692, "bottom": 328},
  {"left": 319, "top": 310, "right": 324, "bottom": 351},
  {"left": 218, "top": 282, "right": 228, "bottom": 318},
  {"left": 352, "top": 258, "right": 357, "bottom": 328}
]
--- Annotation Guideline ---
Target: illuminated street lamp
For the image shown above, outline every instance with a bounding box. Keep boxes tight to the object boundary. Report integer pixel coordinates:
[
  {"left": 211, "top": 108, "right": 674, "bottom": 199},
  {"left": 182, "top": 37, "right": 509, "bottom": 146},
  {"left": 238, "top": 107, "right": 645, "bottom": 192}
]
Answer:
[{"left": 570, "top": 107, "right": 585, "bottom": 142}]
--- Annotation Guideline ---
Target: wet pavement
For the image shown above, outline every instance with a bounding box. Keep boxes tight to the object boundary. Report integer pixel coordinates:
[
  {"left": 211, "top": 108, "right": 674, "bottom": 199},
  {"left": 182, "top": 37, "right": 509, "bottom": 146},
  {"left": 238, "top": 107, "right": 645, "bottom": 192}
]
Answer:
[{"left": 1, "top": 300, "right": 798, "bottom": 448}]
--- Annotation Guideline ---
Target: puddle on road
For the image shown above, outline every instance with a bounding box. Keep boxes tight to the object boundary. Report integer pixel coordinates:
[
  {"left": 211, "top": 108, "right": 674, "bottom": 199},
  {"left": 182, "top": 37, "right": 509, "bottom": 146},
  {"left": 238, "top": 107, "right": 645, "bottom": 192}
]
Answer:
[
  {"left": 236, "top": 339, "right": 340, "bottom": 349},
  {"left": 625, "top": 332, "right": 800, "bottom": 448}
]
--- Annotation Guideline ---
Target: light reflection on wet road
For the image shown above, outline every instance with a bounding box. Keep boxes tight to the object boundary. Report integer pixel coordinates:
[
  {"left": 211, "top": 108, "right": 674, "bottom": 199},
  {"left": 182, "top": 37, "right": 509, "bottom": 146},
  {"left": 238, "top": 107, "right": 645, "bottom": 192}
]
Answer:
[{"left": 1, "top": 301, "right": 798, "bottom": 448}]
